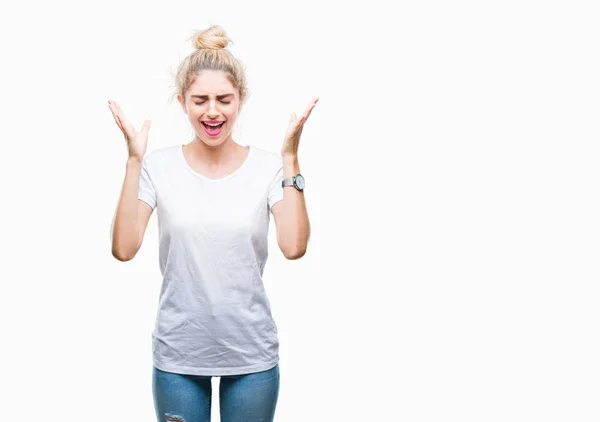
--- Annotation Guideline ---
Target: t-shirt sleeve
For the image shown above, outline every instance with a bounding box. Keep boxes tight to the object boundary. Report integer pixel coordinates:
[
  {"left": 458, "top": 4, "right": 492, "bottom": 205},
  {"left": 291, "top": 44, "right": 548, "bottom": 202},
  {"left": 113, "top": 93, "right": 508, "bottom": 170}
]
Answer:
[
  {"left": 138, "top": 155, "right": 157, "bottom": 209},
  {"left": 268, "top": 161, "right": 284, "bottom": 211}
]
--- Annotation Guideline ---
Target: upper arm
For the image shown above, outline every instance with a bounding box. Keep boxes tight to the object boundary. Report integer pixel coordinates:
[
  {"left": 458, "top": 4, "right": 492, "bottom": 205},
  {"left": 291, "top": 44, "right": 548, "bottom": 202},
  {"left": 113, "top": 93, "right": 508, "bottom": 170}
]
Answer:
[
  {"left": 136, "top": 154, "right": 157, "bottom": 253},
  {"left": 137, "top": 199, "right": 154, "bottom": 252},
  {"left": 271, "top": 200, "right": 283, "bottom": 230},
  {"left": 270, "top": 200, "right": 286, "bottom": 255}
]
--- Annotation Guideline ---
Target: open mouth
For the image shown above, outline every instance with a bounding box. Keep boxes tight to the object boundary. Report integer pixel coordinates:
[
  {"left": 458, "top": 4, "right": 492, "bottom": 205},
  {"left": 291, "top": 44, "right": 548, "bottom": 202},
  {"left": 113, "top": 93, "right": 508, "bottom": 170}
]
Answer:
[
  {"left": 201, "top": 121, "right": 225, "bottom": 136},
  {"left": 201, "top": 122, "right": 225, "bottom": 128}
]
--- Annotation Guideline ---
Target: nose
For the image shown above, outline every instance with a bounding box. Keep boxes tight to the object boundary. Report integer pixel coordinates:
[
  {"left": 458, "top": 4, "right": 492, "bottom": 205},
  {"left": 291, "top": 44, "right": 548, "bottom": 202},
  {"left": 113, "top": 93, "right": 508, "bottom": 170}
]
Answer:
[{"left": 207, "top": 100, "right": 220, "bottom": 118}]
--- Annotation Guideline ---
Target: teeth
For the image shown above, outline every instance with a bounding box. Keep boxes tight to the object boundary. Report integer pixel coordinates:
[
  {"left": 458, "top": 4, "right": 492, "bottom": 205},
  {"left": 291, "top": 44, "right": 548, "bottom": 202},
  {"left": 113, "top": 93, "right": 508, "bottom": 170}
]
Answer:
[{"left": 205, "top": 122, "right": 223, "bottom": 127}]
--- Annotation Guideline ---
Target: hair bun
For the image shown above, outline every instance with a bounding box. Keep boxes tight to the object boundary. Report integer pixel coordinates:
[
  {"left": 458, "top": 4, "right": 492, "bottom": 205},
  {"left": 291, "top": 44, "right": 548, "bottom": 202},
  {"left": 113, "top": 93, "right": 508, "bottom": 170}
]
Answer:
[{"left": 192, "top": 25, "right": 231, "bottom": 50}]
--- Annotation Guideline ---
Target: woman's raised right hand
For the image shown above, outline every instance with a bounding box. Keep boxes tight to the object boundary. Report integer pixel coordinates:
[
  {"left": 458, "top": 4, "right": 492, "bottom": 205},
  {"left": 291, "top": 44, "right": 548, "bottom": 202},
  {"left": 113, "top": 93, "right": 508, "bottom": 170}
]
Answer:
[{"left": 108, "top": 99, "right": 151, "bottom": 160}]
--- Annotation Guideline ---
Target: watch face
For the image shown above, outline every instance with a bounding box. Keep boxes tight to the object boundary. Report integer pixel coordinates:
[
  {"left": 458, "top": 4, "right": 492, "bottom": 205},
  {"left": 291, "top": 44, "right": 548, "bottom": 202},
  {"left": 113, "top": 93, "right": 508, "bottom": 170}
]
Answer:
[{"left": 295, "top": 174, "right": 305, "bottom": 190}]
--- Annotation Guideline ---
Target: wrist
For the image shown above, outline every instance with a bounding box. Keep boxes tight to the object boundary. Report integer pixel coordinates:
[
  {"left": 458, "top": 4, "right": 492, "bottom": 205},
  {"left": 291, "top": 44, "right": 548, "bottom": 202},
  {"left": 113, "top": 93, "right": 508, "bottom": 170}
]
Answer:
[
  {"left": 282, "top": 154, "right": 298, "bottom": 164},
  {"left": 127, "top": 156, "right": 142, "bottom": 167},
  {"left": 282, "top": 155, "right": 300, "bottom": 178}
]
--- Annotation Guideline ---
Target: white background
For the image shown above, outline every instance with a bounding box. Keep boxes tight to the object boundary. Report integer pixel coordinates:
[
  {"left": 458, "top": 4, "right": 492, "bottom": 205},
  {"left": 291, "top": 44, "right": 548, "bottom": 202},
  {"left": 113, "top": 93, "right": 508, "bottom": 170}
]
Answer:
[{"left": 1, "top": 0, "right": 598, "bottom": 421}]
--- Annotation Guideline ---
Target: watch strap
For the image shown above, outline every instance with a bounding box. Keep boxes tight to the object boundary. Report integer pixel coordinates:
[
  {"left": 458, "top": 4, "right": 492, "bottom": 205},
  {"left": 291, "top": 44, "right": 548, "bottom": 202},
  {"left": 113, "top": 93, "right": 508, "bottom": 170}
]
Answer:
[{"left": 282, "top": 176, "right": 295, "bottom": 187}]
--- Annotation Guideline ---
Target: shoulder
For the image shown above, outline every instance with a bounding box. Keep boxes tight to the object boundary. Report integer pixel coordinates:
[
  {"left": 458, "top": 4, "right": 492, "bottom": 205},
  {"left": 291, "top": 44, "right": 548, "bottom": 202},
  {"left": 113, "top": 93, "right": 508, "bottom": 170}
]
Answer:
[
  {"left": 249, "top": 145, "right": 283, "bottom": 169},
  {"left": 143, "top": 144, "right": 180, "bottom": 167}
]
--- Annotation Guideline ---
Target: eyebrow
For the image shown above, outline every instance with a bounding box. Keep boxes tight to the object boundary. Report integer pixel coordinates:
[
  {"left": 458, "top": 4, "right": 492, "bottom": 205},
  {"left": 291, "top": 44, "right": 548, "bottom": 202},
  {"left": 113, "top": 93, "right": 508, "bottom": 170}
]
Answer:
[{"left": 191, "top": 94, "right": 234, "bottom": 99}]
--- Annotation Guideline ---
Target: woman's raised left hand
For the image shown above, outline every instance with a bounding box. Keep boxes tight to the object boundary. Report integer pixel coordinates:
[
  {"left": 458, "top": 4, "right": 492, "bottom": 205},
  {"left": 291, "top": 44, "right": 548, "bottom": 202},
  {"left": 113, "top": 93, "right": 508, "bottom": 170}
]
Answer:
[{"left": 281, "top": 97, "right": 319, "bottom": 158}]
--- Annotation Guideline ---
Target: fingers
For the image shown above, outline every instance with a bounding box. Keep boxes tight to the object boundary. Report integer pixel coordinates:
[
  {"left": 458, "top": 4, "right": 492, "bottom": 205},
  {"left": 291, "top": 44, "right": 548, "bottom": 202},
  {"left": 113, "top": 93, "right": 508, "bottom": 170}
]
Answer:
[
  {"left": 108, "top": 99, "right": 129, "bottom": 126},
  {"left": 108, "top": 101, "right": 125, "bottom": 133},
  {"left": 300, "top": 97, "right": 319, "bottom": 122},
  {"left": 112, "top": 99, "right": 124, "bottom": 116},
  {"left": 108, "top": 99, "right": 137, "bottom": 139}
]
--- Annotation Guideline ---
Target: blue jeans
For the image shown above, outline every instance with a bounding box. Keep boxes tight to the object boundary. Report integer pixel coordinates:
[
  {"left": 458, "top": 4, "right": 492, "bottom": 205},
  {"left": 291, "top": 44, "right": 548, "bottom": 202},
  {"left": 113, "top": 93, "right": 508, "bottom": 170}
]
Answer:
[{"left": 152, "top": 364, "right": 280, "bottom": 422}]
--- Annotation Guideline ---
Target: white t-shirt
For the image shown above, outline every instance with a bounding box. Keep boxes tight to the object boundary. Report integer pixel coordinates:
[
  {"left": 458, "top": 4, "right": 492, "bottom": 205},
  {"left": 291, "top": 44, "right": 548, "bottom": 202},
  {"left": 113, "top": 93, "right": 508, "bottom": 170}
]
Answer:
[{"left": 138, "top": 143, "right": 284, "bottom": 376}]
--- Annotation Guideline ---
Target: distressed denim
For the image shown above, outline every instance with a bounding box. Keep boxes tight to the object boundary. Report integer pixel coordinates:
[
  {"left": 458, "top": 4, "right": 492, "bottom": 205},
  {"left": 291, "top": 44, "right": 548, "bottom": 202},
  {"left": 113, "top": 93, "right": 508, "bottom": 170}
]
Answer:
[{"left": 152, "top": 363, "right": 280, "bottom": 422}]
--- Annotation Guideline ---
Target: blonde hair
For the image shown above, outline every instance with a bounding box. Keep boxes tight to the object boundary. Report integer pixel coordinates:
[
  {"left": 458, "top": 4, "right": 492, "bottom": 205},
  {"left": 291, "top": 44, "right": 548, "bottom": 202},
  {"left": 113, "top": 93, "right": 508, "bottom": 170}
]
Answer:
[{"left": 171, "top": 25, "right": 248, "bottom": 105}]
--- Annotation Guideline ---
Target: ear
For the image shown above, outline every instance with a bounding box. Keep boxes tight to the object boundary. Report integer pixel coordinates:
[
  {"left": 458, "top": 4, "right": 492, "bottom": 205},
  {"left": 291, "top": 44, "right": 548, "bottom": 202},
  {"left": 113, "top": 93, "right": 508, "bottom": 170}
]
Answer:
[
  {"left": 237, "top": 95, "right": 245, "bottom": 114},
  {"left": 177, "top": 94, "right": 187, "bottom": 114}
]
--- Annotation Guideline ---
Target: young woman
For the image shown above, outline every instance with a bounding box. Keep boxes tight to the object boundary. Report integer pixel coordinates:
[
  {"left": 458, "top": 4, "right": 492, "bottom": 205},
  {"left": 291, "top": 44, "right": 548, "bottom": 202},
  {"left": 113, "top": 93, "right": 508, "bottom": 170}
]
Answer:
[{"left": 109, "top": 24, "right": 317, "bottom": 422}]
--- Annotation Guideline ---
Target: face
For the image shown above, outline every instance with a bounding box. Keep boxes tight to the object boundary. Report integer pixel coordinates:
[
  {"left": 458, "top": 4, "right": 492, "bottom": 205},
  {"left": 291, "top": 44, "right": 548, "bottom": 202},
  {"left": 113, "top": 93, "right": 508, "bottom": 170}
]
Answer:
[{"left": 178, "top": 70, "right": 242, "bottom": 148}]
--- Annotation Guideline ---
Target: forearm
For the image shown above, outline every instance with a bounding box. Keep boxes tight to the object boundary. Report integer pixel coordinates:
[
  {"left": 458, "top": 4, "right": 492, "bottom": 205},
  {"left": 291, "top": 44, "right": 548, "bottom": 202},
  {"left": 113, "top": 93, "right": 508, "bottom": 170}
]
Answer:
[
  {"left": 111, "top": 157, "right": 143, "bottom": 261},
  {"left": 279, "top": 155, "right": 310, "bottom": 258}
]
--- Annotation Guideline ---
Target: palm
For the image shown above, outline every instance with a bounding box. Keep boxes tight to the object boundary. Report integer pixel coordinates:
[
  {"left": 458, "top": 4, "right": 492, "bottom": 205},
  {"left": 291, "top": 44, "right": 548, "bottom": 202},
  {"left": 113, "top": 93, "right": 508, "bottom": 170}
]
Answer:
[
  {"left": 282, "top": 97, "right": 318, "bottom": 157},
  {"left": 108, "top": 99, "right": 151, "bottom": 159}
]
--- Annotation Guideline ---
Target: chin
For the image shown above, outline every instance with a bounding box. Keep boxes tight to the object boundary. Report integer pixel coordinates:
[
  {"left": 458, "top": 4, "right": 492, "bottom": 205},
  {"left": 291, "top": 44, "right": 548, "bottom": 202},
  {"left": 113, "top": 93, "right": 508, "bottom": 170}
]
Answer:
[{"left": 197, "top": 136, "right": 227, "bottom": 148}]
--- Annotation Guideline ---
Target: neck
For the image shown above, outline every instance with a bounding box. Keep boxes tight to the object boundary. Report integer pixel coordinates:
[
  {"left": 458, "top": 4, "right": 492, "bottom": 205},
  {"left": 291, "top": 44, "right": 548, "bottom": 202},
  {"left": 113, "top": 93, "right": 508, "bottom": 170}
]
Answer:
[{"left": 189, "top": 137, "right": 240, "bottom": 165}]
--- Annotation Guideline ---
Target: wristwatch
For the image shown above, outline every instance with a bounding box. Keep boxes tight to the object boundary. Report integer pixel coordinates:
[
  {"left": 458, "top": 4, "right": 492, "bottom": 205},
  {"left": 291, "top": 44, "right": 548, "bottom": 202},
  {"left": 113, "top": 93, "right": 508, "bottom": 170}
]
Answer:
[{"left": 282, "top": 174, "right": 305, "bottom": 191}]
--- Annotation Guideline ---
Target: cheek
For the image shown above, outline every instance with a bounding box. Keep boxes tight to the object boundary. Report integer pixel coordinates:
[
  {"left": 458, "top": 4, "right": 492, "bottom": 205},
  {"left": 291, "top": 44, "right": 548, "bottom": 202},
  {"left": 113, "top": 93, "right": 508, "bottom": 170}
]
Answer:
[
  {"left": 227, "top": 107, "right": 239, "bottom": 120},
  {"left": 188, "top": 109, "right": 202, "bottom": 120}
]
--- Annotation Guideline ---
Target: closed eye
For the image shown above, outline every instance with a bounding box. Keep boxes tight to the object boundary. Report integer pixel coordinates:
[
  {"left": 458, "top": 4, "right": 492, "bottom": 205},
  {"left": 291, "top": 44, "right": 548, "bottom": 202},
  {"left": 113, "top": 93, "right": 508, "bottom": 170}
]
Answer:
[{"left": 194, "top": 101, "right": 231, "bottom": 105}]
